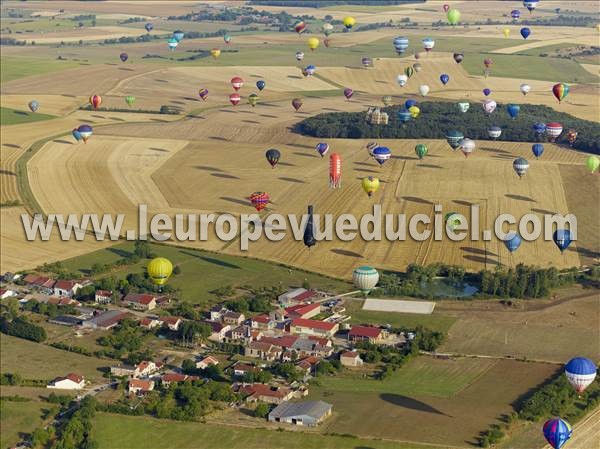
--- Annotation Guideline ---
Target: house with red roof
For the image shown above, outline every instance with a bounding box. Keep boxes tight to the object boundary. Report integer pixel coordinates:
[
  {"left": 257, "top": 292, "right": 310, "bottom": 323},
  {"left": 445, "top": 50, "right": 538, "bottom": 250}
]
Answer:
[
  {"left": 136, "top": 361, "right": 161, "bottom": 377},
  {"left": 277, "top": 288, "right": 321, "bottom": 307},
  {"left": 250, "top": 314, "right": 276, "bottom": 330},
  {"left": 23, "top": 274, "right": 55, "bottom": 294},
  {"left": 160, "top": 373, "right": 199, "bottom": 387},
  {"left": 348, "top": 325, "right": 386, "bottom": 344},
  {"left": 47, "top": 373, "right": 85, "bottom": 390},
  {"left": 297, "top": 356, "right": 321, "bottom": 375},
  {"left": 285, "top": 303, "right": 321, "bottom": 320},
  {"left": 289, "top": 318, "right": 339, "bottom": 338},
  {"left": 94, "top": 290, "right": 114, "bottom": 304},
  {"left": 123, "top": 293, "right": 157, "bottom": 311},
  {"left": 205, "top": 321, "right": 231, "bottom": 342},
  {"left": 237, "top": 383, "right": 294, "bottom": 404},
  {"left": 196, "top": 355, "right": 219, "bottom": 370},
  {"left": 159, "top": 316, "right": 182, "bottom": 331},
  {"left": 53, "top": 280, "right": 82, "bottom": 298},
  {"left": 128, "top": 379, "right": 154, "bottom": 394},
  {"left": 231, "top": 362, "right": 259, "bottom": 378},
  {"left": 139, "top": 317, "right": 161, "bottom": 329}
]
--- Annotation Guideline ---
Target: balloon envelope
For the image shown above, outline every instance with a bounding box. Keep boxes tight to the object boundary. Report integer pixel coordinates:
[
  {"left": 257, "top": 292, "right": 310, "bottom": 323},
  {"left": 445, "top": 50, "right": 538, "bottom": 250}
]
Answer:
[
  {"left": 543, "top": 418, "right": 572, "bottom": 449},
  {"left": 483, "top": 88, "right": 491, "bottom": 96},
  {"left": 532, "top": 143, "right": 544, "bottom": 158},
  {"left": 405, "top": 99, "right": 417, "bottom": 109},
  {"left": 231, "top": 76, "right": 244, "bottom": 91},
  {"left": 119, "top": 52, "right": 128, "bottom": 62},
  {"left": 372, "top": 146, "right": 391, "bottom": 165},
  {"left": 453, "top": 52, "right": 464, "bottom": 63},
  {"left": 361, "top": 176, "right": 380, "bottom": 197},
  {"left": 28, "top": 100, "right": 39, "bottom": 112},
  {"left": 440, "top": 74, "right": 450, "bottom": 85},
  {"left": 343, "top": 88, "right": 354, "bottom": 99},
  {"left": 419, "top": 85, "right": 429, "bottom": 96},
  {"left": 393, "top": 36, "right": 409, "bottom": 54},
  {"left": 250, "top": 192, "right": 270, "bottom": 212},
  {"left": 353, "top": 266, "right": 379, "bottom": 296},
  {"left": 445, "top": 130, "right": 464, "bottom": 150},
  {"left": 145, "top": 23, "right": 153, "bottom": 32},
  {"left": 199, "top": 88, "right": 208, "bottom": 100},
  {"left": 315, "top": 142, "right": 329, "bottom": 158},
  {"left": 398, "top": 109, "right": 412, "bottom": 123},
  {"left": 520, "top": 27, "right": 531, "bottom": 39},
  {"left": 447, "top": 9, "right": 461, "bottom": 24},
  {"left": 552, "top": 83, "right": 569, "bottom": 102},
  {"left": 343, "top": 16, "right": 356, "bottom": 29},
  {"left": 504, "top": 232, "right": 522, "bottom": 253},
  {"left": 507, "top": 104, "right": 520, "bottom": 118},
  {"left": 292, "top": 98, "right": 303, "bottom": 111},
  {"left": 307, "top": 37, "right": 319, "bottom": 51},
  {"left": 265, "top": 149, "right": 281, "bottom": 168},
  {"left": 565, "top": 357, "right": 597, "bottom": 393},
  {"left": 488, "top": 126, "right": 502, "bottom": 139},
  {"left": 147, "top": 257, "right": 173, "bottom": 286},
  {"left": 482, "top": 99, "right": 497, "bottom": 114},
  {"left": 513, "top": 157, "right": 529, "bottom": 178},
  {"left": 415, "top": 144, "right": 428, "bottom": 159},
  {"left": 586, "top": 155, "right": 600, "bottom": 173},
  {"left": 553, "top": 229, "right": 572, "bottom": 253},
  {"left": 520, "top": 83, "right": 531, "bottom": 95},
  {"left": 256, "top": 80, "right": 266, "bottom": 91}
]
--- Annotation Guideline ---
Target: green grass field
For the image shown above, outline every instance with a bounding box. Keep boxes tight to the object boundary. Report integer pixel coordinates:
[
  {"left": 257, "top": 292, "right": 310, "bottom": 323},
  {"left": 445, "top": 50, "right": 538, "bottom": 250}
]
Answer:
[
  {"left": 1, "top": 107, "right": 57, "bottom": 125},
  {"left": 93, "top": 412, "right": 447, "bottom": 449},
  {"left": 2, "top": 18, "right": 101, "bottom": 33},
  {"left": 316, "top": 356, "right": 495, "bottom": 397},
  {"left": 0, "top": 400, "right": 47, "bottom": 449},
  {"left": 60, "top": 242, "right": 351, "bottom": 305},
  {"left": 1, "top": 56, "right": 82, "bottom": 83}
]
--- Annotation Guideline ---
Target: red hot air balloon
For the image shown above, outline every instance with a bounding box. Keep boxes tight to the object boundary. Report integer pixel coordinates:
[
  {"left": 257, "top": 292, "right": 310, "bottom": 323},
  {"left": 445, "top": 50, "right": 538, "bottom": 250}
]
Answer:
[
  {"left": 250, "top": 192, "right": 270, "bottom": 212},
  {"left": 89, "top": 95, "right": 102, "bottom": 109},
  {"left": 443, "top": 4, "right": 450, "bottom": 12},
  {"left": 229, "top": 93, "right": 241, "bottom": 106},
  {"left": 329, "top": 153, "right": 342, "bottom": 189},
  {"left": 292, "top": 98, "right": 303, "bottom": 112},
  {"left": 231, "top": 76, "right": 244, "bottom": 91},
  {"left": 343, "top": 88, "right": 354, "bottom": 100}
]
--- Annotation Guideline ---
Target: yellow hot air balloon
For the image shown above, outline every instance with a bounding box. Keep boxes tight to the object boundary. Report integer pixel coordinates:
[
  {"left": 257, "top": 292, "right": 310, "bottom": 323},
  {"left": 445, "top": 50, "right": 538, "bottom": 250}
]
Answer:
[
  {"left": 147, "top": 257, "right": 173, "bottom": 287},
  {"left": 248, "top": 93, "right": 259, "bottom": 107},
  {"left": 503, "top": 28, "right": 510, "bottom": 38},
  {"left": 408, "top": 105, "right": 420, "bottom": 118},
  {"left": 361, "top": 176, "right": 380, "bottom": 197},
  {"left": 307, "top": 37, "right": 320, "bottom": 51},
  {"left": 210, "top": 48, "right": 221, "bottom": 59},
  {"left": 343, "top": 16, "right": 356, "bottom": 30}
]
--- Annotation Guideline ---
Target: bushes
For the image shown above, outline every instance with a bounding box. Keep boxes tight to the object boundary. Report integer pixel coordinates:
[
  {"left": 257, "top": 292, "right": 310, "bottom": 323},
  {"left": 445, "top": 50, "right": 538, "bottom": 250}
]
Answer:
[{"left": 0, "top": 316, "right": 47, "bottom": 342}]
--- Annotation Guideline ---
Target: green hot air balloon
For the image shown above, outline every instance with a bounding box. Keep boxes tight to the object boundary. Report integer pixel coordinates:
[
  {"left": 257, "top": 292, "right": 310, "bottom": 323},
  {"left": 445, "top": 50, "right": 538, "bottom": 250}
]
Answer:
[
  {"left": 445, "top": 130, "right": 464, "bottom": 150},
  {"left": 125, "top": 95, "right": 136, "bottom": 107},
  {"left": 415, "top": 144, "right": 428, "bottom": 160},
  {"left": 445, "top": 212, "right": 462, "bottom": 231},
  {"left": 586, "top": 155, "right": 600, "bottom": 174},
  {"left": 404, "top": 66, "right": 414, "bottom": 79},
  {"left": 248, "top": 93, "right": 259, "bottom": 107},
  {"left": 457, "top": 101, "right": 470, "bottom": 113},
  {"left": 447, "top": 8, "right": 461, "bottom": 25}
]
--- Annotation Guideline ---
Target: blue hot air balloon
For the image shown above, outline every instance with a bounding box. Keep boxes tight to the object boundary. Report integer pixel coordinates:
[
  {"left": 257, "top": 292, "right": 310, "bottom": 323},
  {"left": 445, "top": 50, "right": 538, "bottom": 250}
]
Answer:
[
  {"left": 167, "top": 38, "right": 178, "bottom": 51},
  {"left": 532, "top": 143, "right": 544, "bottom": 159},
  {"left": 507, "top": 104, "right": 520, "bottom": 119},
  {"left": 533, "top": 122, "right": 546, "bottom": 137},
  {"left": 543, "top": 418, "right": 572, "bottom": 449},
  {"left": 145, "top": 22, "right": 154, "bottom": 32},
  {"left": 483, "top": 88, "right": 491, "bottom": 96},
  {"left": 398, "top": 109, "right": 412, "bottom": 123},
  {"left": 256, "top": 80, "right": 266, "bottom": 91},
  {"left": 372, "top": 146, "right": 391, "bottom": 165},
  {"left": 504, "top": 233, "right": 522, "bottom": 253},
  {"left": 173, "top": 30, "right": 184, "bottom": 41},
  {"left": 553, "top": 229, "right": 572, "bottom": 253},
  {"left": 445, "top": 130, "right": 464, "bottom": 151},
  {"left": 520, "top": 27, "right": 531, "bottom": 39},
  {"left": 315, "top": 142, "right": 329, "bottom": 158},
  {"left": 523, "top": 0, "right": 539, "bottom": 13},
  {"left": 393, "top": 36, "right": 409, "bottom": 55},
  {"left": 405, "top": 99, "right": 417, "bottom": 109},
  {"left": 440, "top": 74, "right": 450, "bottom": 85},
  {"left": 565, "top": 357, "right": 597, "bottom": 394},
  {"left": 511, "top": 9, "right": 521, "bottom": 19}
]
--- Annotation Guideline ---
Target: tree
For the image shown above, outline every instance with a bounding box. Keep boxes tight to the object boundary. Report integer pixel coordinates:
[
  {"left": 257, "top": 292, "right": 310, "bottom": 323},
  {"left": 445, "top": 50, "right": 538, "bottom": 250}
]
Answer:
[
  {"left": 134, "top": 240, "right": 152, "bottom": 258},
  {"left": 254, "top": 402, "right": 270, "bottom": 418},
  {"left": 181, "top": 359, "right": 197, "bottom": 375}
]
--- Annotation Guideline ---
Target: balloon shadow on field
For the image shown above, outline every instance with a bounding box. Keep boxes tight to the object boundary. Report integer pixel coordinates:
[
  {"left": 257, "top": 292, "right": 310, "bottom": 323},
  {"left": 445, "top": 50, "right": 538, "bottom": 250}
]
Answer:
[
  {"left": 505, "top": 194, "right": 536, "bottom": 202},
  {"left": 118, "top": 67, "right": 135, "bottom": 72},
  {"left": 393, "top": 155, "right": 419, "bottom": 161},
  {"left": 416, "top": 164, "right": 442, "bottom": 169},
  {"left": 293, "top": 152, "right": 318, "bottom": 158},
  {"left": 531, "top": 208, "right": 557, "bottom": 215},
  {"left": 480, "top": 146, "right": 511, "bottom": 154},
  {"left": 330, "top": 248, "right": 363, "bottom": 258},
  {"left": 353, "top": 161, "right": 374, "bottom": 167},
  {"left": 181, "top": 251, "right": 241, "bottom": 269},
  {"left": 209, "top": 136, "right": 229, "bottom": 141},
  {"left": 53, "top": 140, "right": 74, "bottom": 145},
  {"left": 277, "top": 162, "right": 297, "bottom": 167},
  {"left": 453, "top": 200, "right": 474, "bottom": 207},
  {"left": 242, "top": 120, "right": 260, "bottom": 124},
  {"left": 380, "top": 394, "right": 450, "bottom": 417},
  {"left": 463, "top": 255, "right": 500, "bottom": 266},
  {"left": 402, "top": 196, "right": 433, "bottom": 205},
  {"left": 194, "top": 165, "right": 223, "bottom": 172},
  {"left": 461, "top": 247, "right": 498, "bottom": 257},
  {"left": 0, "top": 169, "right": 16, "bottom": 177},
  {"left": 220, "top": 196, "right": 249, "bottom": 206},
  {"left": 259, "top": 114, "right": 278, "bottom": 118},
  {"left": 2, "top": 143, "right": 20, "bottom": 148},
  {"left": 287, "top": 75, "right": 302, "bottom": 80},
  {"left": 149, "top": 147, "right": 169, "bottom": 153},
  {"left": 279, "top": 177, "right": 305, "bottom": 183},
  {"left": 212, "top": 173, "right": 240, "bottom": 180}
]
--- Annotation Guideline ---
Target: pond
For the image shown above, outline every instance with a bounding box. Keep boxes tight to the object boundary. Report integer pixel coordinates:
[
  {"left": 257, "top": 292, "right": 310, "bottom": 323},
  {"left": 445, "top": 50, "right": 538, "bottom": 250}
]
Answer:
[{"left": 419, "top": 278, "right": 479, "bottom": 298}]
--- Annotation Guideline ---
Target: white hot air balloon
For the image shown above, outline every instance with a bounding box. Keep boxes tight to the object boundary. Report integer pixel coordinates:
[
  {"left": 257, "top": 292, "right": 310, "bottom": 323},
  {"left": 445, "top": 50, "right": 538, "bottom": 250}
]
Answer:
[
  {"left": 397, "top": 74, "right": 408, "bottom": 87},
  {"left": 419, "top": 84, "right": 429, "bottom": 96},
  {"left": 482, "top": 99, "right": 497, "bottom": 114},
  {"left": 457, "top": 102, "right": 470, "bottom": 113},
  {"left": 459, "top": 138, "right": 476, "bottom": 158},
  {"left": 520, "top": 83, "right": 531, "bottom": 95},
  {"left": 565, "top": 357, "right": 597, "bottom": 394},
  {"left": 352, "top": 266, "right": 379, "bottom": 297}
]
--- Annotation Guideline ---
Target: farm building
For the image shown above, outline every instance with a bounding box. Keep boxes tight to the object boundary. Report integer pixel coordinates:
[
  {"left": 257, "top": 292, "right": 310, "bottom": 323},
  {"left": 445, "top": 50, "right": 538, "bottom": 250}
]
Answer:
[
  {"left": 278, "top": 288, "right": 320, "bottom": 307},
  {"left": 340, "top": 351, "right": 364, "bottom": 367},
  {"left": 94, "top": 290, "right": 114, "bottom": 304},
  {"left": 48, "top": 315, "right": 82, "bottom": 327},
  {"left": 268, "top": 400, "right": 332, "bottom": 426},
  {"left": 159, "top": 316, "right": 182, "bottom": 331},
  {"left": 53, "top": 280, "right": 82, "bottom": 298},
  {"left": 81, "top": 310, "right": 128, "bottom": 330},
  {"left": 161, "top": 373, "right": 199, "bottom": 387},
  {"left": 128, "top": 379, "right": 154, "bottom": 394},
  {"left": 348, "top": 325, "right": 387, "bottom": 343},
  {"left": 285, "top": 303, "right": 321, "bottom": 320},
  {"left": 237, "top": 383, "right": 294, "bottom": 404},
  {"left": 123, "top": 293, "right": 157, "bottom": 311},
  {"left": 289, "top": 318, "right": 339, "bottom": 338},
  {"left": 47, "top": 373, "right": 85, "bottom": 390},
  {"left": 250, "top": 314, "right": 276, "bottom": 330}
]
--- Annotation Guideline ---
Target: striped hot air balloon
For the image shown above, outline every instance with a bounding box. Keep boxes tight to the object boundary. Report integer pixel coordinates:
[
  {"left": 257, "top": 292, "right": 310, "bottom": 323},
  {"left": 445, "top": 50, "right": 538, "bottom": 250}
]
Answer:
[
  {"left": 77, "top": 124, "right": 93, "bottom": 143},
  {"left": 393, "top": 36, "right": 409, "bottom": 55},
  {"left": 459, "top": 138, "right": 476, "bottom": 158},
  {"left": 543, "top": 418, "right": 572, "bottom": 449},
  {"left": 513, "top": 157, "right": 529, "bottom": 178},
  {"left": 250, "top": 192, "right": 270, "bottom": 212},
  {"left": 199, "top": 88, "right": 209, "bottom": 100},
  {"left": 552, "top": 83, "right": 569, "bottom": 102},
  {"left": 366, "top": 142, "right": 378, "bottom": 157},
  {"left": 229, "top": 93, "right": 241, "bottom": 106},
  {"left": 329, "top": 153, "right": 342, "bottom": 189},
  {"left": 422, "top": 37, "right": 435, "bottom": 52},
  {"left": 353, "top": 266, "right": 379, "bottom": 297},
  {"left": 546, "top": 122, "right": 563, "bottom": 142},
  {"left": 315, "top": 142, "right": 329, "bottom": 158},
  {"left": 565, "top": 357, "right": 597, "bottom": 393},
  {"left": 265, "top": 149, "right": 280, "bottom": 168},
  {"left": 362, "top": 57, "right": 373, "bottom": 68},
  {"left": 231, "top": 76, "right": 244, "bottom": 91},
  {"left": 89, "top": 95, "right": 102, "bottom": 109},
  {"left": 147, "top": 257, "right": 173, "bottom": 288},
  {"left": 445, "top": 130, "right": 464, "bottom": 150},
  {"left": 372, "top": 146, "right": 391, "bottom": 165},
  {"left": 553, "top": 229, "right": 572, "bottom": 253}
]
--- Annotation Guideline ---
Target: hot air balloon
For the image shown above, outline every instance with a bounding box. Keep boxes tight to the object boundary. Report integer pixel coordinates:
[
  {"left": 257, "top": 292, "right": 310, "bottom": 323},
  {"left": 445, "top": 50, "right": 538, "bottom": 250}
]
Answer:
[
  {"left": 294, "top": 21, "right": 306, "bottom": 35},
  {"left": 546, "top": 122, "right": 563, "bottom": 142},
  {"left": 397, "top": 74, "right": 408, "bottom": 87},
  {"left": 483, "top": 88, "right": 491, "bottom": 96},
  {"left": 445, "top": 213, "right": 462, "bottom": 232},
  {"left": 147, "top": 257, "right": 173, "bottom": 287},
  {"left": 362, "top": 176, "right": 380, "bottom": 197},
  {"left": 533, "top": 122, "right": 546, "bottom": 137},
  {"left": 329, "top": 152, "right": 342, "bottom": 188},
  {"left": 555, "top": 7, "right": 561, "bottom": 14},
  {"left": 419, "top": 84, "right": 429, "bottom": 96},
  {"left": 77, "top": 124, "right": 93, "bottom": 143},
  {"left": 125, "top": 95, "right": 135, "bottom": 107},
  {"left": 408, "top": 105, "right": 420, "bottom": 118},
  {"left": 523, "top": 0, "right": 539, "bottom": 13},
  {"left": 250, "top": 192, "right": 270, "bottom": 212},
  {"left": 565, "top": 358, "right": 597, "bottom": 394},
  {"left": 398, "top": 109, "right": 412, "bottom": 123},
  {"left": 305, "top": 64, "right": 316, "bottom": 76},
  {"left": 303, "top": 205, "right": 316, "bottom": 249},
  {"left": 307, "top": 37, "right": 319, "bottom": 51},
  {"left": 199, "top": 88, "right": 208, "bottom": 100},
  {"left": 72, "top": 129, "right": 82, "bottom": 143},
  {"left": 520, "top": 83, "right": 531, "bottom": 95},
  {"left": 543, "top": 418, "right": 572, "bottom": 449},
  {"left": 422, "top": 37, "right": 435, "bottom": 52},
  {"left": 482, "top": 99, "right": 497, "bottom": 114},
  {"left": 413, "top": 62, "right": 422, "bottom": 72},
  {"left": 552, "top": 83, "right": 569, "bottom": 102},
  {"left": 89, "top": 95, "right": 102, "bottom": 109},
  {"left": 145, "top": 22, "right": 153, "bottom": 32},
  {"left": 167, "top": 38, "right": 178, "bottom": 51},
  {"left": 457, "top": 102, "right": 470, "bottom": 113},
  {"left": 28, "top": 100, "right": 39, "bottom": 112},
  {"left": 362, "top": 57, "right": 373, "bottom": 68},
  {"left": 511, "top": 9, "right": 521, "bottom": 20},
  {"left": 520, "top": 27, "right": 531, "bottom": 39},
  {"left": 393, "top": 36, "right": 409, "bottom": 55},
  {"left": 231, "top": 76, "right": 244, "bottom": 91},
  {"left": 173, "top": 30, "right": 184, "bottom": 41},
  {"left": 353, "top": 266, "right": 379, "bottom": 297},
  {"left": 382, "top": 95, "right": 392, "bottom": 106},
  {"left": 443, "top": 4, "right": 450, "bottom": 12},
  {"left": 343, "top": 88, "right": 354, "bottom": 100},
  {"left": 322, "top": 23, "right": 334, "bottom": 36},
  {"left": 504, "top": 232, "right": 522, "bottom": 253},
  {"left": 405, "top": 99, "right": 417, "bottom": 109},
  {"left": 254, "top": 81, "right": 265, "bottom": 92},
  {"left": 265, "top": 149, "right": 280, "bottom": 168},
  {"left": 553, "top": 229, "right": 572, "bottom": 253},
  {"left": 415, "top": 144, "right": 428, "bottom": 160},
  {"left": 459, "top": 138, "right": 476, "bottom": 158},
  {"left": 372, "top": 146, "right": 391, "bottom": 165},
  {"left": 440, "top": 74, "right": 450, "bottom": 85},
  {"left": 210, "top": 48, "right": 221, "bottom": 59},
  {"left": 323, "top": 37, "right": 331, "bottom": 48},
  {"left": 566, "top": 129, "right": 577, "bottom": 146},
  {"left": 513, "top": 157, "right": 529, "bottom": 178},
  {"left": 586, "top": 155, "right": 600, "bottom": 173},
  {"left": 532, "top": 144, "right": 544, "bottom": 159},
  {"left": 120, "top": 52, "right": 128, "bottom": 62},
  {"left": 507, "top": 104, "right": 520, "bottom": 119},
  {"left": 292, "top": 98, "right": 303, "bottom": 112},
  {"left": 447, "top": 9, "right": 461, "bottom": 25},
  {"left": 295, "top": 51, "right": 305, "bottom": 61},
  {"left": 503, "top": 28, "right": 510, "bottom": 38},
  {"left": 315, "top": 142, "right": 329, "bottom": 158},
  {"left": 366, "top": 142, "right": 378, "bottom": 157},
  {"left": 248, "top": 93, "right": 259, "bottom": 107},
  {"left": 445, "top": 130, "right": 464, "bottom": 150},
  {"left": 343, "top": 16, "right": 356, "bottom": 30},
  {"left": 404, "top": 66, "right": 414, "bottom": 79},
  {"left": 483, "top": 58, "right": 493, "bottom": 69},
  {"left": 224, "top": 33, "right": 231, "bottom": 44},
  {"left": 453, "top": 52, "right": 464, "bottom": 63},
  {"left": 414, "top": 51, "right": 421, "bottom": 60},
  {"left": 488, "top": 126, "right": 502, "bottom": 139},
  {"left": 229, "top": 93, "right": 241, "bottom": 106}
]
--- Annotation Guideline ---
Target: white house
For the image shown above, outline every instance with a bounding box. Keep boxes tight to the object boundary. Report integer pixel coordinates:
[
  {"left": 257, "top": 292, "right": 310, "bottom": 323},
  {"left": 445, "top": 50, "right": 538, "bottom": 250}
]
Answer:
[
  {"left": 53, "top": 280, "right": 82, "bottom": 298},
  {"left": 196, "top": 355, "right": 219, "bottom": 370},
  {"left": 47, "top": 373, "right": 85, "bottom": 390},
  {"left": 0, "top": 288, "right": 16, "bottom": 299},
  {"left": 94, "top": 290, "right": 113, "bottom": 304}
]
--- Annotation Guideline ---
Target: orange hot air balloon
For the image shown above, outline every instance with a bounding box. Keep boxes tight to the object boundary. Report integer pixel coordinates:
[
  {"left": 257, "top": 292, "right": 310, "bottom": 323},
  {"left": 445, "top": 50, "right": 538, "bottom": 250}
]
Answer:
[
  {"left": 89, "top": 95, "right": 102, "bottom": 109},
  {"left": 250, "top": 192, "right": 270, "bottom": 212},
  {"left": 329, "top": 152, "right": 342, "bottom": 189},
  {"left": 229, "top": 93, "right": 241, "bottom": 106}
]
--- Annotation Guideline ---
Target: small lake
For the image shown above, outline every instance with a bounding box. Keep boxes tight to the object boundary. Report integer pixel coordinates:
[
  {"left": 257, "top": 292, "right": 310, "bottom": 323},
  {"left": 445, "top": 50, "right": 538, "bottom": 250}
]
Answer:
[{"left": 419, "top": 278, "right": 479, "bottom": 298}]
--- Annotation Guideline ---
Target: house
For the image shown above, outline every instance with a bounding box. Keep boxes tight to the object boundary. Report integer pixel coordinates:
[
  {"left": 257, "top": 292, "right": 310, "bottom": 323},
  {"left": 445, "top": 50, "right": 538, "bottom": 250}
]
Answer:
[
  {"left": 53, "top": 280, "right": 82, "bottom": 298},
  {"left": 128, "top": 379, "right": 154, "bottom": 394},
  {"left": 269, "top": 308, "right": 287, "bottom": 322},
  {"left": 237, "top": 383, "right": 293, "bottom": 404},
  {"left": 139, "top": 317, "right": 161, "bottom": 329},
  {"left": 0, "top": 288, "right": 16, "bottom": 299},
  {"left": 277, "top": 288, "right": 320, "bottom": 307},
  {"left": 297, "top": 356, "right": 321, "bottom": 375},
  {"left": 340, "top": 351, "right": 363, "bottom": 367},
  {"left": 205, "top": 321, "right": 231, "bottom": 342},
  {"left": 110, "top": 364, "right": 138, "bottom": 378},
  {"left": 196, "top": 355, "right": 219, "bottom": 370},
  {"left": 94, "top": 290, "right": 114, "bottom": 304},
  {"left": 260, "top": 334, "right": 299, "bottom": 351},
  {"left": 291, "top": 336, "right": 334, "bottom": 358},
  {"left": 23, "top": 274, "right": 55, "bottom": 294},
  {"left": 47, "top": 373, "right": 85, "bottom": 390},
  {"left": 348, "top": 325, "right": 386, "bottom": 343},
  {"left": 289, "top": 318, "right": 339, "bottom": 338},
  {"left": 223, "top": 311, "right": 245, "bottom": 326},
  {"left": 81, "top": 310, "right": 128, "bottom": 330},
  {"left": 123, "top": 293, "right": 157, "bottom": 311},
  {"left": 285, "top": 303, "right": 321, "bottom": 320},
  {"left": 224, "top": 325, "right": 253, "bottom": 344},
  {"left": 46, "top": 297, "right": 81, "bottom": 307},
  {"left": 136, "top": 361, "right": 161, "bottom": 377},
  {"left": 159, "top": 316, "right": 182, "bottom": 331},
  {"left": 232, "top": 362, "right": 259, "bottom": 378},
  {"left": 209, "top": 305, "right": 227, "bottom": 321},
  {"left": 250, "top": 314, "right": 275, "bottom": 330},
  {"left": 268, "top": 400, "right": 332, "bottom": 426},
  {"left": 245, "top": 341, "right": 282, "bottom": 361},
  {"left": 161, "top": 373, "right": 199, "bottom": 387}
]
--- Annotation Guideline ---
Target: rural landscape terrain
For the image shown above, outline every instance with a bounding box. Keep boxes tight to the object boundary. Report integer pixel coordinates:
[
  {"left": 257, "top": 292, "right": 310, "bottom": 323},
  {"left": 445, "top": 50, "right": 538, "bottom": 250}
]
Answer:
[{"left": 0, "top": 1, "right": 599, "bottom": 449}]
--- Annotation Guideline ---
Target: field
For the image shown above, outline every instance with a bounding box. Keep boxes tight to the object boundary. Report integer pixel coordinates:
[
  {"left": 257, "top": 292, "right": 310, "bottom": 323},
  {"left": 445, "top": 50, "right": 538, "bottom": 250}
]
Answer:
[
  {"left": 0, "top": 107, "right": 56, "bottom": 125},
  {"left": 0, "top": 400, "right": 48, "bottom": 449},
  {"left": 0, "top": 56, "right": 81, "bottom": 83}
]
